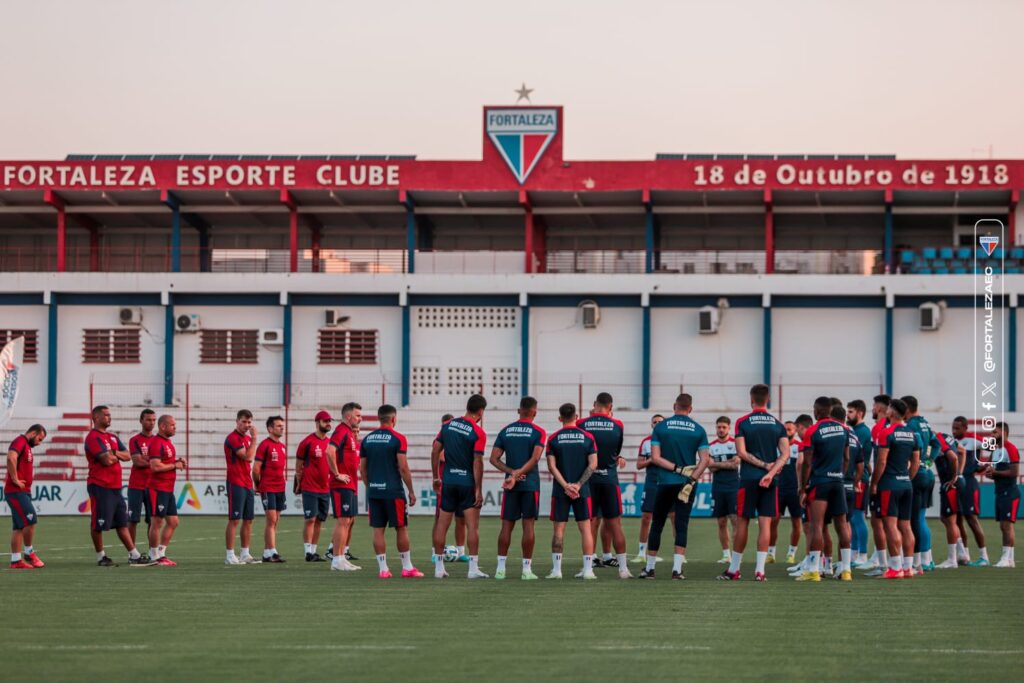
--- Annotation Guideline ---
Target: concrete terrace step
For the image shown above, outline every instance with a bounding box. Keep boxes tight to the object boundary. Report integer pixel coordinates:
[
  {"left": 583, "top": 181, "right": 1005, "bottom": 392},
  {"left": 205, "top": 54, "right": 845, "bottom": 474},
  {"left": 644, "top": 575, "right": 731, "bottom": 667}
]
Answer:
[
  {"left": 50, "top": 435, "right": 84, "bottom": 444},
  {"left": 62, "top": 413, "right": 92, "bottom": 420},
  {"left": 56, "top": 425, "right": 90, "bottom": 432}
]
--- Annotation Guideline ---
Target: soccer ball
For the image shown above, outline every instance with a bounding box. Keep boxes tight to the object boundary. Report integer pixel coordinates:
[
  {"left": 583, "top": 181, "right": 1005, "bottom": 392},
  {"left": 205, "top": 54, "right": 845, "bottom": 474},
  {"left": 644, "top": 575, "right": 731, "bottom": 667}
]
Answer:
[{"left": 443, "top": 545, "right": 459, "bottom": 562}]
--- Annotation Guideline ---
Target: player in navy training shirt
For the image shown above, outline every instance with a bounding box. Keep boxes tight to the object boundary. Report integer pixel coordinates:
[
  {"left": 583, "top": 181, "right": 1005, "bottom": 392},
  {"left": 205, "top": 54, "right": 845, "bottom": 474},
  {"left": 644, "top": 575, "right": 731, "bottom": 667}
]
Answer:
[
  {"left": 488, "top": 396, "right": 546, "bottom": 580},
  {"left": 642, "top": 393, "right": 711, "bottom": 581},
  {"left": 577, "top": 392, "right": 630, "bottom": 577},
  {"left": 722, "top": 384, "right": 789, "bottom": 581},
  {"left": 862, "top": 394, "right": 892, "bottom": 574},
  {"left": 545, "top": 403, "right": 599, "bottom": 580},
  {"left": 870, "top": 398, "right": 922, "bottom": 579},
  {"left": 844, "top": 399, "right": 873, "bottom": 566},
  {"left": 951, "top": 415, "right": 989, "bottom": 566},
  {"left": 431, "top": 394, "right": 489, "bottom": 579},
  {"left": 980, "top": 422, "right": 1019, "bottom": 567},
  {"left": 932, "top": 430, "right": 965, "bottom": 568},
  {"left": 359, "top": 404, "right": 422, "bottom": 579},
  {"left": 795, "top": 399, "right": 851, "bottom": 582}
]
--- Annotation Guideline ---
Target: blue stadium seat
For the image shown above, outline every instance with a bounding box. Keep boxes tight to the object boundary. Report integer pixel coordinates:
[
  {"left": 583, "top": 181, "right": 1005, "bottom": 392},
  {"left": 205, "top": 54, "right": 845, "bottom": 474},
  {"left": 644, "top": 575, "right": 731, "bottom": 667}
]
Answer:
[
  {"left": 1010, "top": 247, "right": 1024, "bottom": 260},
  {"left": 922, "top": 247, "right": 937, "bottom": 260},
  {"left": 992, "top": 248, "right": 1005, "bottom": 260},
  {"left": 915, "top": 267, "right": 933, "bottom": 275},
  {"left": 952, "top": 266, "right": 968, "bottom": 275},
  {"left": 939, "top": 247, "right": 954, "bottom": 260},
  {"left": 957, "top": 247, "right": 972, "bottom": 260},
  {"left": 933, "top": 267, "right": 949, "bottom": 275},
  {"left": 1007, "top": 266, "right": 1021, "bottom": 274},
  {"left": 900, "top": 250, "right": 915, "bottom": 264}
]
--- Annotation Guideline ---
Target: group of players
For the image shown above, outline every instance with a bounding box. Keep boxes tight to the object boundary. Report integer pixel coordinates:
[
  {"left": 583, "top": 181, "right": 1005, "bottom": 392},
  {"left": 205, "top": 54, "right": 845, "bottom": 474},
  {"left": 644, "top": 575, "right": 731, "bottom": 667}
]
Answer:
[{"left": 5, "top": 386, "right": 1020, "bottom": 581}]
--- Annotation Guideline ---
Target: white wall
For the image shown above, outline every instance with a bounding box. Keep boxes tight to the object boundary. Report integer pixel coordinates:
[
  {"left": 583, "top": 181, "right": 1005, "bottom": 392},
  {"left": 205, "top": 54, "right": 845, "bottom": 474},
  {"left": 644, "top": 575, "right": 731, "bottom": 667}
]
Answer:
[
  {"left": 173, "top": 305, "right": 284, "bottom": 408},
  {"left": 772, "top": 307, "right": 886, "bottom": 417},
  {"left": 650, "top": 307, "right": 762, "bottom": 412},
  {"left": 410, "top": 305, "right": 521, "bottom": 410},
  {"left": 290, "top": 305, "right": 401, "bottom": 409},
  {"left": 530, "top": 306, "right": 642, "bottom": 410},
  {"left": 892, "top": 307, "right": 980, "bottom": 413},
  {"left": 0, "top": 305, "right": 48, "bottom": 408},
  {"left": 59, "top": 305, "right": 165, "bottom": 407}
]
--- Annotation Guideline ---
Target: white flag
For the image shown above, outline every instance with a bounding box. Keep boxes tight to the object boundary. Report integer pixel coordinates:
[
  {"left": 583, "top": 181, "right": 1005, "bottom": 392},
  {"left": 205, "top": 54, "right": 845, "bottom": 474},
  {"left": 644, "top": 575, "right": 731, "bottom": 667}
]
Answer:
[{"left": 0, "top": 336, "right": 25, "bottom": 428}]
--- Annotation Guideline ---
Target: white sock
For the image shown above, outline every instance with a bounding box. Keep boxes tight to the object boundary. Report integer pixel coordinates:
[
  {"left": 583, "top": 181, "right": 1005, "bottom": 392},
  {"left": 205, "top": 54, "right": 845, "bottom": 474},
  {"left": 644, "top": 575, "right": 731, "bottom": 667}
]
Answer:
[
  {"left": 728, "top": 551, "right": 743, "bottom": 574},
  {"left": 25, "top": 545, "right": 34, "bottom": 555},
  {"left": 331, "top": 555, "right": 343, "bottom": 568},
  {"left": 128, "top": 548, "right": 141, "bottom": 560},
  {"left": 435, "top": 558, "right": 446, "bottom": 577},
  {"left": 673, "top": 553, "right": 685, "bottom": 573},
  {"left": 1010, "top": 547, "right": 1015, "bottom": 561},
  {"left": 980, "top": 547, "right": 989, "bottom": 561},
  {"left": 522, "top": 558, "right": 532, "bottom": 571},
  {"left": 913, "top": 552, "right": 921, "bottom": 567},
  {"left": 11, "top": 552, "right": 22, "bottom": 562},
  {"left": 343, "top": 546, "right": 350, "bottom": 555},
  {"left": 955, "top": 538, "right": 966, "bottom": 557},
  {"left": 327, "top": 544, "right": 334, "bottom": 553},
  {"left": 376, "top": 553, "right": 388, "bottom": 572},
  {"left": 755, "top": 551, "right": 767, "bottom": 574},
  {"left": 840, "top": 548, "right": 851, "bottom": 572},
  {"left": 1001, "top": 546, "right": 1012, "bottom": 561},
  {"left": 497, "top": 556, "right": 507, "bottom": 572},
  {"left": 399, "top": 551, "right": 413, "bottom": 571},
  {"left": 880, "top": 550, "right": 888, "bottom": 566},
  {"left": 808, "top": 551, "right": 821, "bottom": 573},
  {"left": 768, "top": 546, "right": 776, "bottom": 559},
  {"left": 903, "top": 556, "right": 914, "bottom": 570},
  {"left": 226, "top": 550, "right": 237, "bottom": 561},
  {"left": 868, "top": 549, "right": 878, "bottom": 563},
  {"left": 889, "top": 556, "right": 902, "bottom": 571},
  {"left": 97, "top": 551, "right": 107, "bottom": 561},
  {"left": 602, "top": 552, "right": 613, "bottom": 562},
  {"left": 721, "top": 547, "right": 730, "bottom": 558},
  {"left": 240, "top": 547, "right": 250, "bottom": 558},
  {"left": 457, "top": 545, "right": 466, "bottom": 557},
  {"left": 616, "top": 553, "right": 628, "bottom": 569},
  {"left": 583, "top": 554, "right": 594, "bottom": 573},
  {"left": 788, "top": 545, "right": 798, "bottom": 558},
  {"left": 638, "top": 542, "right": 647, "bottom": 556},
  {"left": 947, "top": 544, "right": 958, "bottom": 562},
  {"left": 310, "top": 544, "right": 318, "bottom": 555},
  {"left": 263, "top": 548, "right": 274, "bottom": 559},
  {"left": 646, "top": 555, "right": 657, "bottom": 572},
  {"left": 552, "top": 553, "right": 563, "bottom": 573},
  {"left": 304, "top": 543, "right": 312, "bottom": 555},
  {"left": 469, "top": 555, "right": 479, "bottom": 573}
]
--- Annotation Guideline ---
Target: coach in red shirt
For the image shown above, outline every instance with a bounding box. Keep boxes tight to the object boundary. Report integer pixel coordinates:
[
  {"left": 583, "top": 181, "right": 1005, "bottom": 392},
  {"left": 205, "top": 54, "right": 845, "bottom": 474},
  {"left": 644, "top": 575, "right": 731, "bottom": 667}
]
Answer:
[
  {"left": 296, "top": 411, "right": 333, "bottom": 562},
  {"left": 6, "top": 425, "right": 47, "bottom": 569},
  {"left": 224, "top": 409, "right": 258, "bottom": 565}
]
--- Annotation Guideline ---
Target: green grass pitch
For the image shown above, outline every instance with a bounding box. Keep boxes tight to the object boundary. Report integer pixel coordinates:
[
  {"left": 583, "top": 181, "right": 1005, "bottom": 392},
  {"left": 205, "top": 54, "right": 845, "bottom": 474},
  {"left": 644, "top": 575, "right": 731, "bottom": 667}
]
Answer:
[{"left": 1, "top": 516, "right": 1022, "bottom": 682}]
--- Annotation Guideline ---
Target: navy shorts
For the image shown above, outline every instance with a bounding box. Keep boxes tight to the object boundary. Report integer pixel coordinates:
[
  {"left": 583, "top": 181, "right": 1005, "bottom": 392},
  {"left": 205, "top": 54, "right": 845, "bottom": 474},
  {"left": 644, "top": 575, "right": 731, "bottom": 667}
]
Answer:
[
  {"left": 301, "top": 492, "right": 330, "bottom": 522},
  {"left": 737, "top": 480, "right": 778, "bottom": 519},
  {"left": 149, "top": 489, "right": 178, "bottom": 518},
  {"left": 912, "top": 472, "right": 935, "bottom": 514},
  {"left": 368, "top": 496, "right": 408, "bottom": 529},
  {"left": 640, "top": 485, "right": 657, "bottom": 514},
  {"left": 331, "top": 488, "right": 358, "bottom": 518},
  {"left": 127, "top": 487, "right": 151, "bottom": 525},
  {"left": 873, "top": 487, "right": 912, "bottom": 520},
  {"left": 995, "top": 490, "right": 1020, "bottom": 523},
  {"left": 778, "top": 489, "right": 801, "bottom": 519},
  {"left": 227, "top": 484, "right": 255, "bottom": 521},
  {"left": 939, "top": 485, "right": 959, "bottom": 518},
  {"left": 550, "top": 489, "right": 592, "bottom": 523},
  {"left": 957, "top": 476, "right": 980, "bottom": 516},
  {"left": 6, "top": 492, "right": 37, "bottom": 530},
  {"left": 845, "top": 483, "right": 868, "bottom": 513},
  {"left": 500, "top": 489, "right": 540, "bottom": 521},
  {"left": 711, "top": 490, "right": 737, "bottom": 518},
  {"left": 807, "top": 481, "right": 847, "bottom": 519},
  {"left": 589, "top": 482, "right": 622, "bottom": 519},
  {"left": 88, "top": 484, "right": 130, "bottom": 530},
  {"left": 439, "top": 483, "right": 477, "bottom": 515},
  {"left": 260, "top": 491, "right": 287, "bottom": 512}
]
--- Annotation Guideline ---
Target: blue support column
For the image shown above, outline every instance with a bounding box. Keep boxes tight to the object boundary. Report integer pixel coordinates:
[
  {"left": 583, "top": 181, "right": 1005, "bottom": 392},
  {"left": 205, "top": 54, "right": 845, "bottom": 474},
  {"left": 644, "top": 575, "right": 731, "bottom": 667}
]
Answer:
[
  {"left": 1009, "top": 304, "right": 1018, "bottom": 412},
  {"left": 164, "top": 298, "right": 174, "bottom": 405},
  {"left": 885, "top": 306, "right": 894, "bottom": 394},
  {"left": 401, "top": 304, "right": 411, "bottom": 406},
  {"left": 282, "top": 296, "right": 292, "bottom": 406},
  {"left": 644, "top": 203, "right": 655, "bottom": 274},
  {"left": 762, "top": 304, "right": 772, "bottom": 387},
  {"left": 161, "top": 192, "right": 183, "bottom": 272},
  {"left": 641, "top": 305, "right": 651, "bottom": 409},
  {"left": 884, "top": 200, "right": 894, "bottom": 272},
  {"left": 404, "top": 201, "right": 416, "bottom": 274},
  {"left": 47, "top": 296, "right": 58, "bottom": 407},
  {"left": 520, "top": 304, "right": 530, "bottom": 397}
]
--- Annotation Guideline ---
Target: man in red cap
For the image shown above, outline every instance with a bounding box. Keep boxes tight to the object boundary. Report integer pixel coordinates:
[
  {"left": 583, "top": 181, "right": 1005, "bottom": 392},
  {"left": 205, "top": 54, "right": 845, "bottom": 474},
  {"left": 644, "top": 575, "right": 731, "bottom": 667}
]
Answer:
[{"left": 296, "top": 410, "right": 334, "bottom": 562}]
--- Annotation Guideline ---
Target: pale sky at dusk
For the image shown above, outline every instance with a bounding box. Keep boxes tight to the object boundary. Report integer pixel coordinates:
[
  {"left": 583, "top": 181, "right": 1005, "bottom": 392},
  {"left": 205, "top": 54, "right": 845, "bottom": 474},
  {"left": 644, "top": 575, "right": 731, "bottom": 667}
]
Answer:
[{"left": 1, "top": 0, "right": 1020, "bottom": 160}]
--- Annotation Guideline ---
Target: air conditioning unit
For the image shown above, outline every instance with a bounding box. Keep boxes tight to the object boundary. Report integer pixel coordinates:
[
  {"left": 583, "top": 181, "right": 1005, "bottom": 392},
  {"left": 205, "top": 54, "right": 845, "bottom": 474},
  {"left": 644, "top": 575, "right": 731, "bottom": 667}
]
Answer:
[
  {"left": 919, "top": 302, "right": 942, "bottom": 331},
  {"left": 579, "top": 300, "right": 601, "bottom": 329},
  {"left": 119, "top": 307, "right": 143, "bottom": 326},
  {"left": 698, "top": 305, "right": 721, "bottom": 334},
  {"left": 325, "top": 310, "right": 351, "bottom": 327},
  {"left": 259, "top": 328, "right": 284, "bottom": 345},
  {"left": 175, "top": 313, "right": 201, "bottom": 333}
]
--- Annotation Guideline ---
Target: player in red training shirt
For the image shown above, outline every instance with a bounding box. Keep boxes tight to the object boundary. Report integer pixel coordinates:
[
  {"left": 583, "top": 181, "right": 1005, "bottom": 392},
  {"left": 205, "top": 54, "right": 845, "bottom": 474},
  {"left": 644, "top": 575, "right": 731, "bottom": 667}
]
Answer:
[
  {"left": 6, "top": 425, "right": 47, "bottom": 569},
  {"left": 148, "top": 414, "right": 185, "bottom": 566},
  {"left": 224, "top": 409, "right": 259, "bottom": 565},
  {"left": 327, "top": 401, "right": 363, "bottom": 571},
  {"left": 127, "top": 409, "right": 156, "bottom": 549},
  {"left": 254, "top": 415, "right": 288, "bottom": 563},
  {"left": 296, "top": 410, "right": 333, "bottom": 562}
]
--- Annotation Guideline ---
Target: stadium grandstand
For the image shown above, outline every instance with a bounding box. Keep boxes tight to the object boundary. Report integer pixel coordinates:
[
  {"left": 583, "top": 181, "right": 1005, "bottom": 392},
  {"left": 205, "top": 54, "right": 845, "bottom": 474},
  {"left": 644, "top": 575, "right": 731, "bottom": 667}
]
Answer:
[{"left": 1, "top": 105, "right": 1021, "bottom": 512}]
